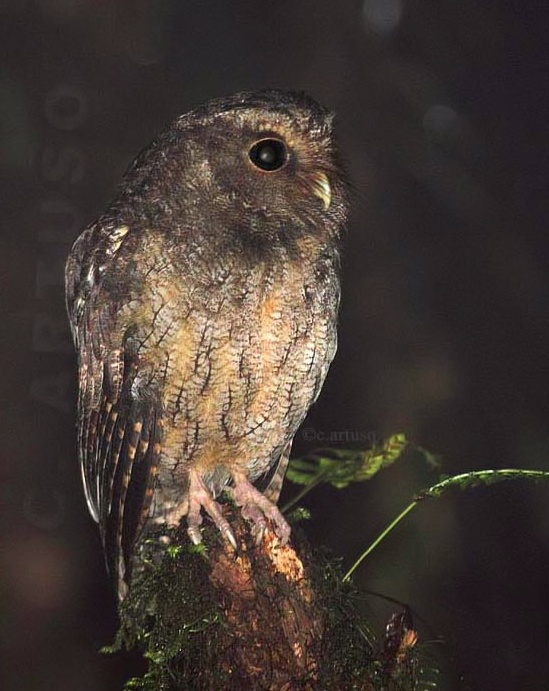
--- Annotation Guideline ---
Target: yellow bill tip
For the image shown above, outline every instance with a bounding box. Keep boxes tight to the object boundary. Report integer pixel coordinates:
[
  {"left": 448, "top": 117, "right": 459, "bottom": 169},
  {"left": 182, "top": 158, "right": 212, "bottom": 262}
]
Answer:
[{"left": 311, "top": 172, "right": 331, "bottom": 210}]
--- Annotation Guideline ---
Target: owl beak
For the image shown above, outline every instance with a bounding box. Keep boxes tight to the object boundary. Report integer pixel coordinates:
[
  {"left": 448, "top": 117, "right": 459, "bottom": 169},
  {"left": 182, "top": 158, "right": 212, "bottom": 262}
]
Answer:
[{"left": 311, "top": 172, "right": 331, "bottom": 210}]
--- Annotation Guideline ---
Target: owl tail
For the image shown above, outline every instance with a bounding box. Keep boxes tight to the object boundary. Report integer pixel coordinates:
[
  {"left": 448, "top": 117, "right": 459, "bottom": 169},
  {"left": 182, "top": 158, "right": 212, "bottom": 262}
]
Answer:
[
  {"left": 263, "top": 440, "right": 292, "bottom": 504},
  {"left": 101, "top": 403, "right": 162, "bottom": 600}
]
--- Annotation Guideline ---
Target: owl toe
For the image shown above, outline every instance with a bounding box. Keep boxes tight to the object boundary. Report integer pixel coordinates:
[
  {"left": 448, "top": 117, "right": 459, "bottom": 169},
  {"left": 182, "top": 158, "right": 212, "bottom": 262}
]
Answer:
[
  {"left": 187, "top": 469, "right": 237, "bottom": 550},
  {"left": 231, "top": 470, "right": 291, "bottom": 545}
]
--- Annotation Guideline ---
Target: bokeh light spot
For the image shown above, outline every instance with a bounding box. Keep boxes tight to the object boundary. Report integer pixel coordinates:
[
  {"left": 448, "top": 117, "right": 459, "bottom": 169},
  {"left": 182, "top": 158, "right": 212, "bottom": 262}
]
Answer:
[
  {"left": 362, "top": 0, "right": 403, "bottom": 36},
  {"left": 422, "top": 104, "right": 460, "bottom": 140}
]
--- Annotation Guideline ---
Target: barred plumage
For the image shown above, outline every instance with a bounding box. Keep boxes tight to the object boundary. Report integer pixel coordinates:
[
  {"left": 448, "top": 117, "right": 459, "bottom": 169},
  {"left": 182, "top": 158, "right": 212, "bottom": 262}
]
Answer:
[{"left": 66, "top": 90, "right": 348, "bottom": 598}]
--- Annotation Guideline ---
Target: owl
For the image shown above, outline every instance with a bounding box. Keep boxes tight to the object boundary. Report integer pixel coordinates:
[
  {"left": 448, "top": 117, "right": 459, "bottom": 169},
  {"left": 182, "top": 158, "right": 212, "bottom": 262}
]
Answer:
[{"left": 65, "top": 90, "right": 348, "bottom": 598}]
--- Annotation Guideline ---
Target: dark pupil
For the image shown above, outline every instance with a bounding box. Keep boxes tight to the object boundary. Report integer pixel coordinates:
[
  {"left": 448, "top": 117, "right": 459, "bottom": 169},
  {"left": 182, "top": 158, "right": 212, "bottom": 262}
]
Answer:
[{"left": 249, "top": 139, "right": 286, "bottom": 171}]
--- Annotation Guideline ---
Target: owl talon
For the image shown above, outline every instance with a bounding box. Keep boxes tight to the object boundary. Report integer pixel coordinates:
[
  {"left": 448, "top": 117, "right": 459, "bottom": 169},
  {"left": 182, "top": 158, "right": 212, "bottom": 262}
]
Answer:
[
  {"left": 187, "top": 470, "right": 237, "bottom": 550},
  {"left": 187, "top": 522, "right": 202, "bottom": 546},
  {"left": 231, "top": 470, "right": 291, "bottom": 545},
  {"left": 253, "top": 525, "right": 266, "bottom": 546},
  {"left": 240, "top": 503, "right": 267, "bottom": 544},
  {"left": 222, "top": 524, "right": 238, "bottom": 551}
]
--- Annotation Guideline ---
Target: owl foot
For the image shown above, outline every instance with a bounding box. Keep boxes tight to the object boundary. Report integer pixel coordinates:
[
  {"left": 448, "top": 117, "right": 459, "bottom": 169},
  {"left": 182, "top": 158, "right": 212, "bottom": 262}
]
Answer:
[
  {"left": 231, "top": 470, "right": 291, "bottom": 545},
  {"left": 186, "top": 468, "right": 291, "bottom": 549},
  {"left": 186, "top": 469, "right": 238, "bottom": 550}
]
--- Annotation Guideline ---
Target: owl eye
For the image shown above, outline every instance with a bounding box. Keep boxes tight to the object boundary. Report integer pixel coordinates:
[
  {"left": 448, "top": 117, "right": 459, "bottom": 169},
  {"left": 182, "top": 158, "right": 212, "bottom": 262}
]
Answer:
[{"left": 248, "top": 138, "right": 288, "bottom": 172}]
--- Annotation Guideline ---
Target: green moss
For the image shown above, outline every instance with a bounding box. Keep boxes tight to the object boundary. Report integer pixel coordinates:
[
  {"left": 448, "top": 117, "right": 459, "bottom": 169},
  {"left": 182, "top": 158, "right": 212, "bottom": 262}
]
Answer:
[{"left": 107, "top": 521, "right": 424, "bottom": 691}]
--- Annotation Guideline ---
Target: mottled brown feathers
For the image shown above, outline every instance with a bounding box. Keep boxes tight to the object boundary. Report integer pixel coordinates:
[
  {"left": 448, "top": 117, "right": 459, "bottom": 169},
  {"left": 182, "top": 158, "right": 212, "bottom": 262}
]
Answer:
[{"left": 66, "top": 90, "right": 349, "bottom": 598}]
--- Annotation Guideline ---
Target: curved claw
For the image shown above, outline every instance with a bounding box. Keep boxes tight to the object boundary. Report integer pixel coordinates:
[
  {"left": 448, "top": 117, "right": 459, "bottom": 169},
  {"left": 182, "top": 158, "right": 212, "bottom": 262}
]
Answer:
[
  {"left": 187, "top": 522, "right": 203, "bottom": 546},
  {"left": 219, "top": 521, "right": 238, "bottom": 551},
  {"left": 185, "top": 468, "right": 290, "bottom": 550},
  {"left": 231, "top": 470, "right": 291, "bottom": 544},
  {"left": 187, "top": 469, "right": 237, "bottom": 549},
  {"left": 241, "top": 503, "right": 267, "bottom": 545}
]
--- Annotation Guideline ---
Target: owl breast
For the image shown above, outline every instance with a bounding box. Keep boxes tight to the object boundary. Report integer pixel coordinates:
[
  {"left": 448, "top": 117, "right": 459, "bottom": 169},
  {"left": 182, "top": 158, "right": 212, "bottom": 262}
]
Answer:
[{"left": 124, "top": 234, "right": 339, "bottom": 508}]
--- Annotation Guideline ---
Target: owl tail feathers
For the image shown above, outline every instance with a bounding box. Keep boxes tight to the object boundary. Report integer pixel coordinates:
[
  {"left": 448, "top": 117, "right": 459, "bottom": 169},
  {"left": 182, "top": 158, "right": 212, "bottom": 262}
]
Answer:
[
  {"left": 102, "top": 409, "right": 162, "bottom": 601},
  {"left": 263, "top": 440, "right": 292, "bottom": 504}
]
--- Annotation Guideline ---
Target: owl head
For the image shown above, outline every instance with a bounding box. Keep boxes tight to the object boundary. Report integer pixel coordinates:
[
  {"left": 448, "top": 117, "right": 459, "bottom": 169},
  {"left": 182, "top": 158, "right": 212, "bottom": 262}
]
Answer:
[{"left": 114, "top": 90, "right": 348, "bottom": 254}]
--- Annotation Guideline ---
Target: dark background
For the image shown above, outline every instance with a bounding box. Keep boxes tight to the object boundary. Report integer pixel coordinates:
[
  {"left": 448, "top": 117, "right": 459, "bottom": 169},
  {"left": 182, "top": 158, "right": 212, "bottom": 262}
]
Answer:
[{"left": 0, "top": 1, "right": 547, "bottom": 689}]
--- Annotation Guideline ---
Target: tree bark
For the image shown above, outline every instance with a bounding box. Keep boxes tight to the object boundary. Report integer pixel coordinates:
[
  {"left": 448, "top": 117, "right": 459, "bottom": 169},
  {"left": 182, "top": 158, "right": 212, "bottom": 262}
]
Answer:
[{"left": 115, "top": 506, "right": 413, "bottom": 690}]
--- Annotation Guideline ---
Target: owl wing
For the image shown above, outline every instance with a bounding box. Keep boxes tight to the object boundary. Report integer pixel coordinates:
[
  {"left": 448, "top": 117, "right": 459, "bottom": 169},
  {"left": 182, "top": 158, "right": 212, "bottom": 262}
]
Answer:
[{"left": 66, "top": 227, "right": 162, "bottom": 598}]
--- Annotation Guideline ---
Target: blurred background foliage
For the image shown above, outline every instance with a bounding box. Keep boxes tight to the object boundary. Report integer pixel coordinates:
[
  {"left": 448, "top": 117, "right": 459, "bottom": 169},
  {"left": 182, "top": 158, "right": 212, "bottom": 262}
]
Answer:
[{"left": 0, "top": 1, "right": 547, "bottom": 690}]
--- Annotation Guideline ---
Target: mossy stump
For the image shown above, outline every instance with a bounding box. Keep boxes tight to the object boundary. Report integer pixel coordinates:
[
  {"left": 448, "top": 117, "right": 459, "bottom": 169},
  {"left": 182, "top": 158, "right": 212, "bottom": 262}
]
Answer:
[{"left": 114, "top": 506, "right": 409, "bottom": 690}]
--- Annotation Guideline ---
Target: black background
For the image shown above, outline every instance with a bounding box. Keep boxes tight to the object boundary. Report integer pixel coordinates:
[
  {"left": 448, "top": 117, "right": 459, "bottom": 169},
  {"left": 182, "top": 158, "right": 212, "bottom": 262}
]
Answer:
[{"left": 0, "top": 1, "right": 547, "bottom": 689}]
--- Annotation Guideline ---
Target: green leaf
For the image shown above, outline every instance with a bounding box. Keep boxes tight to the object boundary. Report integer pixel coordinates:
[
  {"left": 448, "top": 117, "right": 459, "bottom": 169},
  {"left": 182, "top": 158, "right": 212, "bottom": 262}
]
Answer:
[
  {"left": 417, "top": 468, "right": 549, "bottom": 499},
  {"left": 286, "top": 433, "right": 408, "bottom": 489},
  {"left": 343, "top": 468, "right": 549, "bottom": 582},
  {"left": 283, "top": 434, "right": 409, "bottom": 512}
]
